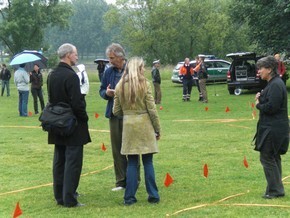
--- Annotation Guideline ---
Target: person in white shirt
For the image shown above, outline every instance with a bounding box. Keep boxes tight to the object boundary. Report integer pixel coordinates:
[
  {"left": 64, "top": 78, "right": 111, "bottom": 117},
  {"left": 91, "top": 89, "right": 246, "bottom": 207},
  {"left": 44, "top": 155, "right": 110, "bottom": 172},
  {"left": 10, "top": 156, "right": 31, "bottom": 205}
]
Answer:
[{"left": 76, "top": 64, "right": 89, "bottom": 96}]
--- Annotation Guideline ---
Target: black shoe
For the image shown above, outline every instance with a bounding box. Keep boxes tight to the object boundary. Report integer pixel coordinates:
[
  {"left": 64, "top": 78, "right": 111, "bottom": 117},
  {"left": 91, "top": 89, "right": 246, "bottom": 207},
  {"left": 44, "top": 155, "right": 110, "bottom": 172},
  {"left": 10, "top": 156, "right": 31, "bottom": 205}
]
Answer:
[
  {"left": 57, "top": 201, "right": 64, "bottom": 206},
  {"left": 124, "top": 200, "right": 137, "bottom": 206},
  {"left": 74, "top": 192, "right": 81, "bottom": 198},
  {"left": 262, "top": 194, "right": 285, "bottom": 199},
  {"left": 148, "top": 197, "right": 160, "bottom": 204}
]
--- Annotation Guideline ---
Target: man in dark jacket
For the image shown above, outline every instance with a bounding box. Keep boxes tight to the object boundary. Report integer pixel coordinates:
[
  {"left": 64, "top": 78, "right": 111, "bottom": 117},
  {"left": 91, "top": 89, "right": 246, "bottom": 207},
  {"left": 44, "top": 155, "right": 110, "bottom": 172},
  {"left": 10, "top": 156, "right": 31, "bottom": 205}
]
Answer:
[
  {"left": 1, "top": 64, "right": 11, "bottom": 97},
  {"left": 99, "top": 43, "right": 140, "bottom": 191},
  {"left": 99, "top": 43, "right": 128, "bottom": 191},
  {"left": 48, "top": 43, "right": 91, "bottom": 207}
]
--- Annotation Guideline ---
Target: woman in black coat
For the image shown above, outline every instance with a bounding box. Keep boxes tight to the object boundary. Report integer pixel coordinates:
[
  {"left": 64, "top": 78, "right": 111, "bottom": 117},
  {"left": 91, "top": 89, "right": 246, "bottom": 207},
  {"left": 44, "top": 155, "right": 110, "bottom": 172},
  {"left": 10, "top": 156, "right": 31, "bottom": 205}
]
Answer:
[{"left": 254, "top": 56, "right": 289, "bottom": 199}]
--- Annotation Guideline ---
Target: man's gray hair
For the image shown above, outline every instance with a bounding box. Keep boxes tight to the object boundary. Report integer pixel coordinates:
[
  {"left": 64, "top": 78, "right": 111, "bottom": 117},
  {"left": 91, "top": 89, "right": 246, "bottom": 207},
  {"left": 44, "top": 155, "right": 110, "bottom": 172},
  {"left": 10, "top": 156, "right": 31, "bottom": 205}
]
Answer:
[
  {"left": 57, "top": 43, "right": 76, "bottom": 59},
  {"left": 106, "top": 43, "right": 126, "bottom": 59}
]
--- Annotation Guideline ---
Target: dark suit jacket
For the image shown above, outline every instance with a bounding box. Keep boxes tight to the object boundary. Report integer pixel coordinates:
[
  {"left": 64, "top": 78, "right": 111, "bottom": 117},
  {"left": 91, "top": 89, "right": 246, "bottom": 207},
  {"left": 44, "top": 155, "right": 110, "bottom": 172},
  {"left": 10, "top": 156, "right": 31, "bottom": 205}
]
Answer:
[
  {"left": 255, "top": 75, "right": 289, "bottom": 154},
  {"left": 47, "top": 62, "right": 91, "bottom": 146}
]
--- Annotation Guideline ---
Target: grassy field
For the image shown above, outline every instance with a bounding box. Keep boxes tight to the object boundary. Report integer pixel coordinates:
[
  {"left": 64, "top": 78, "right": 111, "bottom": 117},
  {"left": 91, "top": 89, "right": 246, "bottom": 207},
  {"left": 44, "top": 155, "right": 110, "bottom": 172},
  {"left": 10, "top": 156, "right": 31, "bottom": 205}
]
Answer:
[{"left": 1, "top": 66, "right": 290, "bottom": 217}]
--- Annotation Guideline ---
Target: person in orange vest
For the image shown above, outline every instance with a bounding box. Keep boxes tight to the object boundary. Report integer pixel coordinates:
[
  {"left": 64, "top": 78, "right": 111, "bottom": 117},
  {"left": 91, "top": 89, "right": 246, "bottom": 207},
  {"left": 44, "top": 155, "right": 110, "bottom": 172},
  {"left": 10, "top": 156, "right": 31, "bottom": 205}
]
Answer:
[
  {"left": 274, "top": 53, "right": 287, "bottom": 84},
  {"left": 179, "top": 58, "right": 194, "bottom": 101}
]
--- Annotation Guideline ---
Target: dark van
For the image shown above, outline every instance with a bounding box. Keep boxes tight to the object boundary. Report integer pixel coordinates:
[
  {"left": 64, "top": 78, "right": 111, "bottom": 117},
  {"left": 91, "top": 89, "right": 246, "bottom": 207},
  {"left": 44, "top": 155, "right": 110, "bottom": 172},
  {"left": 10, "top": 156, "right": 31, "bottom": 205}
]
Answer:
[{"left": 226, "top": 52, "right": 267, "bottom": 95}]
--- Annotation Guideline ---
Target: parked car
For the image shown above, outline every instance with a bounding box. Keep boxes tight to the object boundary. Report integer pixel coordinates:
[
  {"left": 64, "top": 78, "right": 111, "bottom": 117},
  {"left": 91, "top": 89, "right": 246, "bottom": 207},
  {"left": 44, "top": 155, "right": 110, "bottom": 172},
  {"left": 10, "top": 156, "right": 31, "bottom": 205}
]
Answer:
[
  {"left": 226, "top": 52, "right": 267, "bottom": 95},
  {"left": 171, "top": 59, "right": 231, "bottom": 84}
]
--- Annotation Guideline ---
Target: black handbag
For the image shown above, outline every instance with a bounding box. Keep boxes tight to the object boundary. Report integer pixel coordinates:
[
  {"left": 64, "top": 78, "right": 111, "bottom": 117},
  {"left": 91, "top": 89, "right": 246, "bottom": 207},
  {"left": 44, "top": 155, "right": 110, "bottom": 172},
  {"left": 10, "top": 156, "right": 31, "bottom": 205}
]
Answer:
[
  {"left": 39, "top": 102, "right": 77, "bottom": 136},
  {"left": 39, "top": 72, "right": 77, "bottom": 136}
]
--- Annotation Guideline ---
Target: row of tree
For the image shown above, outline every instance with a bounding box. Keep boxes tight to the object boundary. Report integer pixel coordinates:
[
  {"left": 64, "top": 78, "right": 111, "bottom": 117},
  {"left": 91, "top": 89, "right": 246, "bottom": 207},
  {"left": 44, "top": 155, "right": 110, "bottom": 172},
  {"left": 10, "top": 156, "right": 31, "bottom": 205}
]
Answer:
[{"left": 0, "top": 0, "right": 289, "bottom": 66}]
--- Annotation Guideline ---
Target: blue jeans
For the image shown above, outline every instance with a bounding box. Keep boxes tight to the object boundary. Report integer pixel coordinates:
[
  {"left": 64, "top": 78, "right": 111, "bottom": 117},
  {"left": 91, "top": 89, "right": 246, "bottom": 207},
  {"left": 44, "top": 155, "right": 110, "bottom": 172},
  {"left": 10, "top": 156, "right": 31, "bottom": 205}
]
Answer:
[
  {"left": 124, "top": 154, "right": 159, "bottom": 204},
  {"left": 18, "top": 90, "right": 29, "bottom": 116},
  {"left": 1, "top": 80, "right": 10, "bottom": 96}
]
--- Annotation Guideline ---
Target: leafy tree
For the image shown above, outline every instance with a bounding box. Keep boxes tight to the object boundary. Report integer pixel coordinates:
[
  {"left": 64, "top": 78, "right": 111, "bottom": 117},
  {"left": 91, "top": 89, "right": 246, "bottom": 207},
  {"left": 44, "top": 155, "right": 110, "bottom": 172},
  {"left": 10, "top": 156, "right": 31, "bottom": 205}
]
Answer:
[
  {"left": 229, "top": 0, "right": 290, "bottom": 54},
  {"left": 44, "top": 0, "right": 113, "bottom": 59},
  {"left": 104, "top": 0, "right": 251, "bottom": 64},
  {"left": 0, "top": 0, "right": 72, "bottom": 55}
]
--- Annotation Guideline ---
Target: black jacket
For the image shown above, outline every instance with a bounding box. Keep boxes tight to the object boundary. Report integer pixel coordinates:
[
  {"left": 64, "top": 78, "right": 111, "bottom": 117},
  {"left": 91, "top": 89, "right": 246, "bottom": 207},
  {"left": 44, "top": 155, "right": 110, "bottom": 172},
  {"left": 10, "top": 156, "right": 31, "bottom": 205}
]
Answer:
[
  {"left": 1, "top": 68, "right": 11, "bottom": 81},
  {"left": 30, "top": 70, "right": 43, "bottom": 89},
  {"left": 254, "top": 75, "right": 289, "bottom": 154},
  {"left": 47, "top": 62, "right": 91, "bottom": 146}
]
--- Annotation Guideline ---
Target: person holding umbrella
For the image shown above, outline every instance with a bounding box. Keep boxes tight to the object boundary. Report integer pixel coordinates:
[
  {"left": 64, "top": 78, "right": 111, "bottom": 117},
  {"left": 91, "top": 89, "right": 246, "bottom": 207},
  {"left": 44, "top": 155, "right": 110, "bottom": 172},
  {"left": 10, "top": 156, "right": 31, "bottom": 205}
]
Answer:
[
  {"left": 30, "top": 64, "right": 45, "bottom": 114},
  {"left": 14, "top": 63, "right": 30, "bottom": 116}
]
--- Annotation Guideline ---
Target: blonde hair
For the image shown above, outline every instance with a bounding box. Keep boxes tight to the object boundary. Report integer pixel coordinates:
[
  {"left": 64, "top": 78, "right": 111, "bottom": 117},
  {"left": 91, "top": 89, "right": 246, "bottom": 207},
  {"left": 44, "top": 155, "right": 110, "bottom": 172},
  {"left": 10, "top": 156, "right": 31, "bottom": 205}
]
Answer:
[{"left": 119, "top": 57, "right": 147, "bottom": 108}]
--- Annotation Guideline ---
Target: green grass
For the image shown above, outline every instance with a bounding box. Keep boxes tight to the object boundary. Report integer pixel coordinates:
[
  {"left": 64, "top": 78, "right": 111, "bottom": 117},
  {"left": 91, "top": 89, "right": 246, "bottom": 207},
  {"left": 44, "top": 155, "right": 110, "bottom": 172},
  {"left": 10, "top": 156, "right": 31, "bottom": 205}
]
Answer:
[{"left": 1, "top": 67, "right": 290, "bottom": 217}]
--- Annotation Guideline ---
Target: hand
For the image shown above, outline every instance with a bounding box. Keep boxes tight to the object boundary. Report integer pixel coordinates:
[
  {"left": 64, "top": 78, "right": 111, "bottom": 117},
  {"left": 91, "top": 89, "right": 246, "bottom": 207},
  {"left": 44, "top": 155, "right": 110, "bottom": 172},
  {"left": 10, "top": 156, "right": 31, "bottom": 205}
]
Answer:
[
  {"left": 106, "top": 84, "right": 115, "bottom": 97},
  {"left": 255, "top": 92, "right": 260, "bottom": 105},
  {"left": 156, "top": 132, "right": 160, "bottom": 140},
  {"left": 255, "top": 92, "right": 260, "bottom": 101}
]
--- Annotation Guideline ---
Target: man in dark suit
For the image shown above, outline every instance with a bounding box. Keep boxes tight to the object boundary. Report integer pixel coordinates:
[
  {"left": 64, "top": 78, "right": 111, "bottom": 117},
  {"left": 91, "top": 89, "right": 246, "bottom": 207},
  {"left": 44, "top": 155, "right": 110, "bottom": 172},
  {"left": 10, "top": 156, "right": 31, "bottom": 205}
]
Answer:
[{"left": 48, "top": 43, "right": 91, "bottom": 207}]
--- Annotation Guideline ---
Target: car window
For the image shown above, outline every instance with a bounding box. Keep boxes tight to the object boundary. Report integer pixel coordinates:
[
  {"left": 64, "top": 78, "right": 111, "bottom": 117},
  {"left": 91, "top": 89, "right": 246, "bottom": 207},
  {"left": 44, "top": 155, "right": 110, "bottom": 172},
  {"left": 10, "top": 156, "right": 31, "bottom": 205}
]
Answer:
[
  {"left": 215, "top": 61, "right": 230, "bottom": 68},
  {"left": 174, "top": 63, "right": 183, "bottom": 70},
  {"left": 205, "top": 62, "right": 214, "bottom": 68}
]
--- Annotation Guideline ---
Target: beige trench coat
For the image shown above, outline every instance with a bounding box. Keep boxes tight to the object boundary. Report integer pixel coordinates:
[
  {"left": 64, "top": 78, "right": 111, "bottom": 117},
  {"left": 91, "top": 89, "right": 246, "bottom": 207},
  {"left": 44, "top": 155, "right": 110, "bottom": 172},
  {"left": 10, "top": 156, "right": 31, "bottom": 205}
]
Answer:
[{"left": 113, "top": 80, "right": 160, "bottom": 155}]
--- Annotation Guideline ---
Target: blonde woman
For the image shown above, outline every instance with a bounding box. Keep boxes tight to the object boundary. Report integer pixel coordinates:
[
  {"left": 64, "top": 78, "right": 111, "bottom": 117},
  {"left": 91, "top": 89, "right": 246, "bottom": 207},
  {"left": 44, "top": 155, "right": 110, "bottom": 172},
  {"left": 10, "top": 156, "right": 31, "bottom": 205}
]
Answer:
[{"left": 113, "top": 57, "right": 161, "bottom": 205}]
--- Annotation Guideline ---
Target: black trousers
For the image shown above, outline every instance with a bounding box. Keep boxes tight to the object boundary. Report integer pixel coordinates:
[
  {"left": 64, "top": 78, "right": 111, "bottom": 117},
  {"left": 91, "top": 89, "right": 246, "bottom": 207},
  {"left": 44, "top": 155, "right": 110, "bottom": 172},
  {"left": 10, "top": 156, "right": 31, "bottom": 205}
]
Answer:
[
  {"left": 260, "top": 135, "right": 285, "bottom": 196},
  {"left": 31, "top": 87, "right": 44, "bottom": 113},
  {"left": 182, "top": 79, "right": 193, "bottom": 99},
  {"left": 53, "top": 144, "right": 83, "bottom": 207}
]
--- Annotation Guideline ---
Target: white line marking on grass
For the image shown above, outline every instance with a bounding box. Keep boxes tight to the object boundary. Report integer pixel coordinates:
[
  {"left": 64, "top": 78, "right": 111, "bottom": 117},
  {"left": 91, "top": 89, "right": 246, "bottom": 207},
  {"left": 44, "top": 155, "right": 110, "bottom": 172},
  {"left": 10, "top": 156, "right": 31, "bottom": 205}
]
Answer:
[{"left": 0, "top": 165, "right": 113, "bottom": 197}]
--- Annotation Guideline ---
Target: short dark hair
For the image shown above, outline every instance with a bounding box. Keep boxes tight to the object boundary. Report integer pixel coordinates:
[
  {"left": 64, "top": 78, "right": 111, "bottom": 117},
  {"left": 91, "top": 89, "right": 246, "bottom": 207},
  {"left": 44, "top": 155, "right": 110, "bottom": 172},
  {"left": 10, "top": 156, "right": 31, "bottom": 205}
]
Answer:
[
  {"left": 256, "top": 56, "right": 278, "bottom": 77},
  {"left": 19, "top": 63, "right": 26, "bottom": 68}
]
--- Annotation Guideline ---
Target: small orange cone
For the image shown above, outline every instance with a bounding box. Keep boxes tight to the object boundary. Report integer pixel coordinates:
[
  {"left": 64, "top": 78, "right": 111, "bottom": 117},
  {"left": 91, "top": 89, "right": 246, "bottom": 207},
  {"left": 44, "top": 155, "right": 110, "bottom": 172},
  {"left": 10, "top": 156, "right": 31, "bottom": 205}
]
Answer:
[
  {"left": 159, "top": 106, "right": 163, "bottom": 110},
  {"left": 251, "top": 102, "right": 255, "bottom": 109},
  {"left": 225, "top": 106, "right": 230, "bottom": 112},
  {"left": 94, "top": 113, "right": 99, "bottom": 119},
  {"left": 13, "top": 202, "right": 22, "bottom": 218},
  {"left": 203, "top": 164, "right": 209, "bottom": 178},
  {"left": 164, "top": 173, "right": 173, "bottom": 187},
  {"left": 101, "top": 143, "right": 107, "bottom": 151},
  {"left": 205, "top": 106, "right": 208, "bottom": 111},
  {"left": 28, "top": 111, "right": 33, "bottom": 116},
  {"left": 243, "top": 156, "right": 249, "bottom": 168}
]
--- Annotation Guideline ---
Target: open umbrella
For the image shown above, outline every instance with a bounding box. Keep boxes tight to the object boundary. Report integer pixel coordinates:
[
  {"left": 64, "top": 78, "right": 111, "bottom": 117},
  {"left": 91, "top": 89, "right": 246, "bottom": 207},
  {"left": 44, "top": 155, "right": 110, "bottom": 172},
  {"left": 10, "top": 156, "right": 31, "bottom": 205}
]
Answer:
[
  {"left": 10, "top": 53, "right": 41, "bottom": 66},
  {"left": 94, "top": 58, "right": 109, "bottom": 64},
  {"left": 10, "top": 50, "right": 48, "bottom": 72}
]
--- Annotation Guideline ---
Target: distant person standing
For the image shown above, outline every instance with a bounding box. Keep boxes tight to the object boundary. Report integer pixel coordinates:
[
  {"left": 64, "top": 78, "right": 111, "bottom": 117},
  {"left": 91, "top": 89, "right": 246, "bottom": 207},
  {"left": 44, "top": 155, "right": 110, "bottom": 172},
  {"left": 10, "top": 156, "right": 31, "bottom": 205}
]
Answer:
[
  {"left": 151, "top": 60, "right": 162, "bottom": 104},
  {"left": 193, "top": 56, "right": 203, "bottom": 101},
  {"left": 76, "top": 64, "right": 89, "bottom": 96},
  {"left": 197, "top": 55, "right": 208, "bottom": 103},
  {"left": 274, "top": 53, "right": 287, "bottom": 84},
  {"left": 14, "top": 63, "right": 29, "bottom": 116},
  {"left": 30, "top": 64, "right": 45, "bottom": 114},
  {"left": 1, "top": 64, "right": 11, "bottom": 97},
  {"left": 97, "top": 61, "right": 106, "bottom": 82},
  {"left": 179, "top": 58, "right": 194, "bottom": 101}
]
